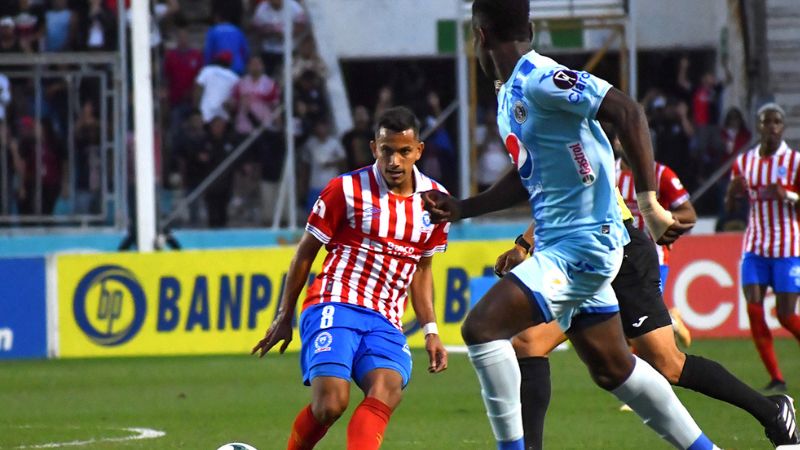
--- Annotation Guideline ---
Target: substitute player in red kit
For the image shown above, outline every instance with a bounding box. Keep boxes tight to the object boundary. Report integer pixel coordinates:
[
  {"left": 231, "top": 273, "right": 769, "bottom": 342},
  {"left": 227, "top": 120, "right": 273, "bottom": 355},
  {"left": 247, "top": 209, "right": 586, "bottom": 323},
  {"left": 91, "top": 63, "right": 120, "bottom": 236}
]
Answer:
[
  {"left": 252, "top": 106, "right": 449, "bottom": 450},
  {"left": 727, "top": 102, "right": 800, "bottom": 393}
]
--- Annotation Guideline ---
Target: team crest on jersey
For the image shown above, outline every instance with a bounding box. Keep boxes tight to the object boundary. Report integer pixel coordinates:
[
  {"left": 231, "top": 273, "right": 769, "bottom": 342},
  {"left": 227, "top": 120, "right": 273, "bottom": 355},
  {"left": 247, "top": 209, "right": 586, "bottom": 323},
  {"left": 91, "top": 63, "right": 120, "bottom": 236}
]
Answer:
[
  {"left": 778, "top": 166, "right": 788, "bottom": 177},
  {"left": 553, "top": 70, "right": 578, "bottom": 89},
  {"left": 314, "top": 331, "right": 333, "bottom": 353},
  {"left": 567, "top": 141, "right": 596, "bottom": 186},
  {"left": 513, "top": 100, "right": 527, "bottom": 124},
  {"left": 421, "top": 211, "right": 432, "bottom": 228},
  {"left": 312, "top": 198, "right": 326, "bottom": 219},
  {"left": 505, "top": 133, "right": 534, "bottom": 180}
]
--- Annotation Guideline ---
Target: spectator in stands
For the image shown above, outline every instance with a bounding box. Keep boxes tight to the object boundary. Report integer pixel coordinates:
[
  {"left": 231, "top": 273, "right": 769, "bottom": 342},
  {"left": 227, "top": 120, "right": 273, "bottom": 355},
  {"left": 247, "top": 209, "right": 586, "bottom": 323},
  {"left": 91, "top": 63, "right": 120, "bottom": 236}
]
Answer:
[
  {"left": 300, "top": 118, "right": 345, "bottom": 212},
  {"left": 211, "top": 0, "right": 243, "bottom": 27},
  {"left": 203, "top": 11, "right": 249, "bottom": 75},
  {"left": 421, "top": 90, "right": 456, "bottom": 191},
  {"left": 198, "top": 114, "right": 237, "bottom": 228},
  {"left": 43, "top": 0, "right": 76, "bottom": 52},
  {"left": 373, "top": 85, "right": 393, "bottom": 120},
  {"left": 0, "top": 74, "right": 10, "bottom": 125},
  {"left": 341, "top": 105, "right": 373, "bottom": 171},
  {"left": 13, "top": 0, "right": 45, "bottom": 52},
  {"left": 294, "top": 69, "right": 328, "bottom": 141},
  {"left": 650, "top": 97, "right": 695, "bottom": 191},
  {"left": 0, "top": 16, "right": 22, "bottom": 53},
  {"left": 74, "top": 0, "right": 116, "bottom": 51},
  {"left": 72, "top": 101, "right": 101, "bottom": 214},
  {"left": 691, "top": 70, "right": 724, "bottom": 158},
  {"left": 292, "top": 35, "right": 326, "bottom": 82},
  {"left": 15, "top": 117, "right": 64, "bottom": 215},
  {"left": 721, "top": 107, "right": 752, "bottom": 158},
  {"left": 195, "top": 51, "right": 239, "bottom": 123},
  {"left": 231, "top": 55, "right": 280, "bottom": 138},
  {"left": 251, "top": 0, "right": 307, "bottom": 77},
  {"left": 172, "top": 109, "right": 207, "bottom": 225},
  {"left": 164, "top": 15, "right": 202, "bottom": 124},
  {"left": 476, "top": 114, "right": 510, "bottom": 192}
]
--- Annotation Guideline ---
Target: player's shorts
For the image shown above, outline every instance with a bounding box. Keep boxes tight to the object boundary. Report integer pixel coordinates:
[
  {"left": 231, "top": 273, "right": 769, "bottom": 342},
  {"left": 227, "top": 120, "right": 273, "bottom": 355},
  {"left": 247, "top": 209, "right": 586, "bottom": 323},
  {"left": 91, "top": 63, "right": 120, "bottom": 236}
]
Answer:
[
  {"left": 613, "top": 221, "right": 672, "bottom": 338},
  {"left": 741, "top": 252, "right": 800, "bottom": 293},
  {"left": 507, "top": 230, "right": 624, "bottom": 331},
  {"left": 299, "top": 303, "right": 412, "bottom": 388}
]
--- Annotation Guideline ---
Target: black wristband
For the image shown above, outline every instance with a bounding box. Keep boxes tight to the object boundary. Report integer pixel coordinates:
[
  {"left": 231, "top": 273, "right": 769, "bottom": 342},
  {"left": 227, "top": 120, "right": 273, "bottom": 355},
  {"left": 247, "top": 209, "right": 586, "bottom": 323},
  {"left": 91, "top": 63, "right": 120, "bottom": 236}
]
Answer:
[{"left": 514, "top": 234, "right": 531, "bottom": 253}]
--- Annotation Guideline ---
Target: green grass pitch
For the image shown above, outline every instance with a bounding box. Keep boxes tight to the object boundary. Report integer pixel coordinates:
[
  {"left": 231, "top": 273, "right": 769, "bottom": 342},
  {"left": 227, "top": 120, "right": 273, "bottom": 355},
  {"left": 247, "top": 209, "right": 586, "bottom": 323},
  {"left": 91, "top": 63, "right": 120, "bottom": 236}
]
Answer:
[{"left": 1, "top": 339, "right": 797, "bottom": 449}]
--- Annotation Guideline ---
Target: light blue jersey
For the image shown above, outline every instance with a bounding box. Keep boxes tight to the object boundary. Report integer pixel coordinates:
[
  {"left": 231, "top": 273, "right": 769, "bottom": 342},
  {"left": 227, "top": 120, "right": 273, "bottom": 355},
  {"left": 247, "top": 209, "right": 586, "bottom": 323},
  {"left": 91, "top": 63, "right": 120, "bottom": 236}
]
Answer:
[{"left": 497, "top": 50, "right": 629, "bottom": 251}]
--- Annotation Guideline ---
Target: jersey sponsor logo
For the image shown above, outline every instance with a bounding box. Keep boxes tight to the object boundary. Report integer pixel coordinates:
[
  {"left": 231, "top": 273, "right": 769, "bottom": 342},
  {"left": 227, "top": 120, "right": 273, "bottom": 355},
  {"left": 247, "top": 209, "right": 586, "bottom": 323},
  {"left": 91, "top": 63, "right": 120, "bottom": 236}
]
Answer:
[
  {"left": 567, "top": 142, "right": 596, "bottom": 186},
  {"left": 312, "top": 197, "right": 327, "bottom": 219},
  {"left": 387, "top": 241, "right": 417, "bottom": 257},
  {"left": 552, "top": 70, "right": 577, "bottom": 89},
  {"left": 73, "top": 265, "right": 148, "bottom": 347},
  {"left": 362, "top": 206, "right": 381, "bottom": 218},
  {"left": 505, "top": 133, "right": 534, "bottom": 180},
  {"left": 314, "top": 331, "right": 333, "bottom": 353},
  {"left": 513, "top": 100, "right": 527, "bottom": 124},
  {"left": 632, "top": 315, "right": 649, "bottom": 328}
]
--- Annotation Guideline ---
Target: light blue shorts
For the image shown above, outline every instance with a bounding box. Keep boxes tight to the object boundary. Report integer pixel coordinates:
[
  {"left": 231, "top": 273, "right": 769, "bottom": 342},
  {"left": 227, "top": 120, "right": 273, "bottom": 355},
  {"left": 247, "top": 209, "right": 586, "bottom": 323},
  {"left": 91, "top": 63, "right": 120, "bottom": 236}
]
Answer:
[{"left": 508, "top": 233, "right": 623, "bottom": 331}]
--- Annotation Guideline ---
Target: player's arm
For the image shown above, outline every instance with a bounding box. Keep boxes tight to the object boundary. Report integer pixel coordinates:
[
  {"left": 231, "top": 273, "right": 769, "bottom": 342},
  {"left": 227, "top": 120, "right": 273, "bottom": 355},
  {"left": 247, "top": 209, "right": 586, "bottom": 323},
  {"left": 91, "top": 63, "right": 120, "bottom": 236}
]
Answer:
[
  {"left": 595, "top": 88, "right": 690, "bottom": 244},
  {"left": 409, "top": 255, "right": 447, "bottom": 373},
  {"left": 495, "top": 221, "right": 534, "bottom": 277},
  {"left": 422, "top": 166, "right": 527, "bottom": 223},
  {"left": 725, "top": 161, "right": 747, "bottom": 212},
  {"left": 252, "top": 232, "right": 323, "bottom": 356}
]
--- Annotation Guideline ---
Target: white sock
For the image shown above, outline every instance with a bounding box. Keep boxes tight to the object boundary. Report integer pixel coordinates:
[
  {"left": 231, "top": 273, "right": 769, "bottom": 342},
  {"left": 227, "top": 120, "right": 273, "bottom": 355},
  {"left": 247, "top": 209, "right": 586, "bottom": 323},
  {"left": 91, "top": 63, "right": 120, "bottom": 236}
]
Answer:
[
  {"left": 467, "top": 340, "right": 524, "bottom": 443},
  {"left": 612, "top": 356, "right": 711, "bottom": 449}
]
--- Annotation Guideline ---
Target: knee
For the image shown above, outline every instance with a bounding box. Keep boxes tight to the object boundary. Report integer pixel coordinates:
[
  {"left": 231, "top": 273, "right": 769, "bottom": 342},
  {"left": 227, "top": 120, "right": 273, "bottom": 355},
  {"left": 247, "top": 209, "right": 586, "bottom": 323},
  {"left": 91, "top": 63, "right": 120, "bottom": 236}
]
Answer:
[
  {"left": 640, "top": 350, "right": 685, "bottom": 384},
  {"left": 311, "top": 393, "right": 349, "bottom": 425},
  {"left": 366, "top": 385, "right": 403, "bottom": 411},
  {"left": 461, "top": 314, "right": 487, "bottom": 345},
  {"left": 588, "top": 357, "right": 635, "bottom": 391}
]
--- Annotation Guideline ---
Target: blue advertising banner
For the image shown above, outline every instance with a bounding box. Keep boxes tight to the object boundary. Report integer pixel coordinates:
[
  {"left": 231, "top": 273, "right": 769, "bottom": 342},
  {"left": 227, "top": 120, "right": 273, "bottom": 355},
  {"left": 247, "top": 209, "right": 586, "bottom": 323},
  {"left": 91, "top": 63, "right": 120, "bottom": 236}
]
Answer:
[{"left": 0, "top": 257, "right": 47, "bottom": 359}]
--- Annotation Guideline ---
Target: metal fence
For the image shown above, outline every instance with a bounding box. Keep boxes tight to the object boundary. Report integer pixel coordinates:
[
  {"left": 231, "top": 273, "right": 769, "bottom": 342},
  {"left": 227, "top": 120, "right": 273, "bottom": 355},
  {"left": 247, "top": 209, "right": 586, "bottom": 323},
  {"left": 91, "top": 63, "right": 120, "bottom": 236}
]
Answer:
[{"left": 0, "top": 52, "right": 125, "bottom": 228}]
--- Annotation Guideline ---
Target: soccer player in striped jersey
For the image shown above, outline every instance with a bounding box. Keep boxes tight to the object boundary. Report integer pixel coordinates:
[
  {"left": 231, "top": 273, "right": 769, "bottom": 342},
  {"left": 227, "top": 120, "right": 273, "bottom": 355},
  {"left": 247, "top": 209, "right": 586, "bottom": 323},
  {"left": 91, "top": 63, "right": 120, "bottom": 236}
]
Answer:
[
  {"left": 726, "top": 102, "right": 800, "bottom": 393},
  {"left": 252, "top": 107, "right": 449, "bottom": 450}
]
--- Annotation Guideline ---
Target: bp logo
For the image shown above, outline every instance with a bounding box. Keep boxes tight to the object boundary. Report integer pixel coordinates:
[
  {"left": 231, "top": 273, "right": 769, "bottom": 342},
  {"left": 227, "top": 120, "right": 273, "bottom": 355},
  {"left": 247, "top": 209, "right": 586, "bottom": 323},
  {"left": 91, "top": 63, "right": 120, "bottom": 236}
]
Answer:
[{"left": 73, "top": 265, "right": 147, "bottom": 346}]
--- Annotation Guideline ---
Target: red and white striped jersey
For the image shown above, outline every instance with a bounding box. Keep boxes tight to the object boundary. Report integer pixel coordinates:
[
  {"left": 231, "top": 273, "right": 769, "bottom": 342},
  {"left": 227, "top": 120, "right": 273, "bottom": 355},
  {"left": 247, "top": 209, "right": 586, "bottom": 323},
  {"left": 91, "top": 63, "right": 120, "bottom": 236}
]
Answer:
[
  {"left": 732, "top": 141, "right": 800, "bottom": 257},
  {"left": 616, "top": 159, "right": 690, "bottom": 265},
  {"left": 303, "top": 163, "right": 450, "bottom": 329}
]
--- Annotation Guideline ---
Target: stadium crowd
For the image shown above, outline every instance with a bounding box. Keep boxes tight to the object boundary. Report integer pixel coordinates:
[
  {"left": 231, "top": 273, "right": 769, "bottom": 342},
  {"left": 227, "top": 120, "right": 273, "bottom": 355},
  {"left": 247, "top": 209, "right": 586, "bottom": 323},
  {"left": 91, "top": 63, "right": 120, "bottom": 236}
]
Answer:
[{"left": 0, "top": 0, "right": 766, "bottom": 232}]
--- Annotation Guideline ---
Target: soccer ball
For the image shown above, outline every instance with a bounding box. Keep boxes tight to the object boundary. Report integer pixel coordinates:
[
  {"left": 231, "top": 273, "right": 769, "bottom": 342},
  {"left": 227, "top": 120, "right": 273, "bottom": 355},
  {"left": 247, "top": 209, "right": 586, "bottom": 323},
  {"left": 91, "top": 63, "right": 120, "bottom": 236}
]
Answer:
[{"left": 216, "top": 444, "right": 257, "bottom": 450}]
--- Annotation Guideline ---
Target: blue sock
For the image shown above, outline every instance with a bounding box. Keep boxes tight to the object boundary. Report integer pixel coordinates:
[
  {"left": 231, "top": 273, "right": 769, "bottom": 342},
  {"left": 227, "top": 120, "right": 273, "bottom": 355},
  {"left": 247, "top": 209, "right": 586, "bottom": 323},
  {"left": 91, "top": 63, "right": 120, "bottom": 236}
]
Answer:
[
  {"left": 687, "top": 433, "right": 714, "bottom": 450},
  {"left": 497, "top": 437, "right": 525, "bottom": 450}
]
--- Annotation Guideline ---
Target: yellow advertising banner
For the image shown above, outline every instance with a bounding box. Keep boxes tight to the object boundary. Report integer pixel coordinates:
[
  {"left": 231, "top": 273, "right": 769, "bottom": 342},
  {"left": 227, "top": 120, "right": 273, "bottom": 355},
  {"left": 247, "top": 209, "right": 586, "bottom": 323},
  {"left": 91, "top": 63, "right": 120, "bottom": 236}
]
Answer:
[{"left": 56, "top": 241, "right": 511, "bottom": 357}]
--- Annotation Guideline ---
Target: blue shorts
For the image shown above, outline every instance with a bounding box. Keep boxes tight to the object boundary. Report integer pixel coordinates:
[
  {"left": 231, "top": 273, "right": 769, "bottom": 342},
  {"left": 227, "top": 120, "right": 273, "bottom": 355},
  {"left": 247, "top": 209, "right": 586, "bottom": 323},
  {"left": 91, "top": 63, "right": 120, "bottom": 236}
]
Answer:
[
  {"left": 299, "top": 303, "right": 412, "bottom": 387},
  {"left": 659, "top": 265, "right": 669, "bottom": 293},
  {"left": 741, "top": 252, "right": 800, "bottom": 293},
  {"left": 508, "top": 232, "right": 624, "bottom": 331}
]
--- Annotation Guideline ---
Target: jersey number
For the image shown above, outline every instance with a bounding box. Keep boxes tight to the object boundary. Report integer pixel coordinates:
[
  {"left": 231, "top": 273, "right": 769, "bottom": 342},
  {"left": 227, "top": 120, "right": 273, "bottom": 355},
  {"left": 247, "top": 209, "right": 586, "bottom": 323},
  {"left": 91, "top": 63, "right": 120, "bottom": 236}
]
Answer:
[{"left": 320, "top": 305, "right": 335, "bottom": 329}]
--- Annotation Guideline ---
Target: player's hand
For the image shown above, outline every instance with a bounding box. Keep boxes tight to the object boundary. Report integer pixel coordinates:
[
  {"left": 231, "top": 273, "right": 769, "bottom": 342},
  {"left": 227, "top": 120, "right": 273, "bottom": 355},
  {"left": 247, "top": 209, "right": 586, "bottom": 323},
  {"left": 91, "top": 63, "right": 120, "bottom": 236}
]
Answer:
[
  {"left": 425, "top": 333, "right": 448, "bottom": 373},
  {"left": 656, "top": 217, "right": 693, "bottom": 245},
  {"left": 421, "top": 190, "right": 462, "bottom": 224},
  {"left": 763, "top": 184, "right": 787, "bottom": 201},
  {"left": 251, "top": 315, "right": 293, "bottom": 357},
  {"left": 494, "top": 246, "right": 527, "bottom": 277}
]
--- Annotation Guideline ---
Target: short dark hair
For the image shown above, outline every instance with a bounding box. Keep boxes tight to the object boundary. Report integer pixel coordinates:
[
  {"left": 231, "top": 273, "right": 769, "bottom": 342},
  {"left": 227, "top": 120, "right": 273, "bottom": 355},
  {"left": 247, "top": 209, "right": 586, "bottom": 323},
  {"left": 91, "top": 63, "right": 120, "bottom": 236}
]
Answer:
[
  {"left": 472, "top": 0, "right": 531, "bottom": 43},
  {"left": 374, "top": 106, "right": 420, "bottom": 138}
]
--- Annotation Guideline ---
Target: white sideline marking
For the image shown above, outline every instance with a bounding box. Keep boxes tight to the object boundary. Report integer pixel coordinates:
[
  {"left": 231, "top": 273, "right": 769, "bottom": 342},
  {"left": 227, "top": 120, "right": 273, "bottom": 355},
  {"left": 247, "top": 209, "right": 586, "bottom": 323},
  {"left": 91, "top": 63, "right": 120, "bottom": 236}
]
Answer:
[{"left": 17, "top": 427, "right": 166, "bottom": 448}]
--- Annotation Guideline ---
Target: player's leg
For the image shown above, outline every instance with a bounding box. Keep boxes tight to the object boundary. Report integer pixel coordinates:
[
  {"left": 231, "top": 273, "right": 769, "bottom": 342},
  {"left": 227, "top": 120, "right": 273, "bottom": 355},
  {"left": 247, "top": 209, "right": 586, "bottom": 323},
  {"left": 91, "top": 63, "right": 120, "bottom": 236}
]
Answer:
[
  {"left": 511, "top": 322, "right": 565, "bottom": 450},
  {"left": 461, "top": 275, "right": 546, "bottom": 450},
  {"left": 348, "top": 317, "right": 413, "bottom": 450},
  {"left": 742, "top": 253, "right": 784, "bottom": 387},
  {"left": 289, "top": 305, "right": 361, "bottom": 449},
  {"left": 773, "top": 257, "right": 800, "bottom": 344},
  {"left": 566, "top": 313, "right": 718, "bottom": 450}
]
